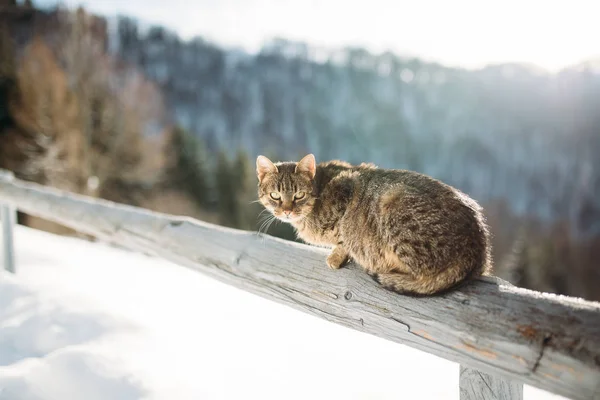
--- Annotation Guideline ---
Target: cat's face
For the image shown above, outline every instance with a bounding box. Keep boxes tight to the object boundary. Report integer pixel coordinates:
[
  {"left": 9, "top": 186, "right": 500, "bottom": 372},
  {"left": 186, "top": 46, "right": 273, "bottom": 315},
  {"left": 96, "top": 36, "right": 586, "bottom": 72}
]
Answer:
[{"left": 256, "top": 154, "right": 317, "bottom": 223}]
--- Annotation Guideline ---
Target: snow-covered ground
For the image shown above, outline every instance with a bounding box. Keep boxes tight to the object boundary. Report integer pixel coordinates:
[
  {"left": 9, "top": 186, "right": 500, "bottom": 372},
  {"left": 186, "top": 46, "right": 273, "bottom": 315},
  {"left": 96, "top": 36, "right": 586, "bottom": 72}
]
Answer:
[{"left": 0, "top": 225, "right": 565, "bottom": 400}]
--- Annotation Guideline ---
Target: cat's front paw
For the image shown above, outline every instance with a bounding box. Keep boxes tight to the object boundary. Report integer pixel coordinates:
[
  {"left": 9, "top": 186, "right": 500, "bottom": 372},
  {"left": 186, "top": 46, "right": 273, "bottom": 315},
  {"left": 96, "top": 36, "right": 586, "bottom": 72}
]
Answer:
[{"left": 326, "top": 251, "right": 349, "bottom": 270}]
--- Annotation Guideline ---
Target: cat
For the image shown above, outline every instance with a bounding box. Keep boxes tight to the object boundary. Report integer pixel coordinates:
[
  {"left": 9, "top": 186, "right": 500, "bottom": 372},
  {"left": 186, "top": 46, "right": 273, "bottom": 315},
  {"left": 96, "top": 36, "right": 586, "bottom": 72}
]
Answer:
[{"left": 256, "top": 153, "right": 493, "bottom": 296}]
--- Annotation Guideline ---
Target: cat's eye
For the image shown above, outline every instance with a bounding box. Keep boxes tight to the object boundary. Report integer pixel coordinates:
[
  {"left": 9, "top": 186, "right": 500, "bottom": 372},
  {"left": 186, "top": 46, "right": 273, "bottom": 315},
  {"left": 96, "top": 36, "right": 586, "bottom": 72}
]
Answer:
[
  {"left": 270, "top": 192, "right": 281, "bottom": 200},
  {"left": 294, "top": 191, "right": 306, "bottom": 200}
]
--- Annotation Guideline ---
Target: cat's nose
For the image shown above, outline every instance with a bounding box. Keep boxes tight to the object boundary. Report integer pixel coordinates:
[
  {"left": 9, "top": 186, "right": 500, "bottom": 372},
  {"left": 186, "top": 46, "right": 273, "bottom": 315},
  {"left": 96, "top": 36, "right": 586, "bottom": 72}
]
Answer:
[{"left": 283, "top": 210, "right": 292, "bottom": 217}]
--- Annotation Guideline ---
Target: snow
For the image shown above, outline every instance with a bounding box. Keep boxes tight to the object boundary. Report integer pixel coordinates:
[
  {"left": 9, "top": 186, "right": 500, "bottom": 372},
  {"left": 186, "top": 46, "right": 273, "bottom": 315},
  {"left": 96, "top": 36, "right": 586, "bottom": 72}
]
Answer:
[{"left": 0, "top": 225, "right": 566, "bottom": 400}]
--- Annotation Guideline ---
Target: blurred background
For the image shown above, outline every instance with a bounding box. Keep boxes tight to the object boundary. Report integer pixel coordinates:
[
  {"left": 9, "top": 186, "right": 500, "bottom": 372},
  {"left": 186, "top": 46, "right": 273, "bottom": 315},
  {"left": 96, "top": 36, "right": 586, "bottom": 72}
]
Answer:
[{"left": 1, "top": 0, "right": 598, "bottom": 301}]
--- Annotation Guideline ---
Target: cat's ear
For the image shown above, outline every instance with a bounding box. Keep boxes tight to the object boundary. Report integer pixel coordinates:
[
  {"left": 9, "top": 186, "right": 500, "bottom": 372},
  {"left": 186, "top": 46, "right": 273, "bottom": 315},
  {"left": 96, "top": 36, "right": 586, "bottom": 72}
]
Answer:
[
  {"left": 256, "top": 155, "right": 278, "bottom": 182},
  {"left": 295, "top": 154, "right": 316, "bottom": 179}
]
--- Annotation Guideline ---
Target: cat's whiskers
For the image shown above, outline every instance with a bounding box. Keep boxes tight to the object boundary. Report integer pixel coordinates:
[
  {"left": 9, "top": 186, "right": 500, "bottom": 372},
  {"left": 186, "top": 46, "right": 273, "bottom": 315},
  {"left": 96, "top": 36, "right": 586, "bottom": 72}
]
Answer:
[
  {"left": 256, "top": 208, "right": 271, "bottom": 220},
  {"left": 257, "top": 215, "right": 270, "bottom": 232},
  {"left": 263, "top": 216, "right": 277, "bottom": 235},
  {"left": 257, "top": 208, "right": 274, "bottom": 224},
  {"left": 257, "top": 214, "right": 276, "bottom": 236}
]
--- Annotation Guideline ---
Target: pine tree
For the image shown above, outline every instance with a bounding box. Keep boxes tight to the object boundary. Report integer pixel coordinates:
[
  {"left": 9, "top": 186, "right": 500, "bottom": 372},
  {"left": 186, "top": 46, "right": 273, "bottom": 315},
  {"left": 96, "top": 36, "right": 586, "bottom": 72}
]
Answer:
[
  {"left": 215, "top": 150, "right": 239, "bottom": 228},
  {"left": 230, "top": 149, "right": 262, "bottom": 230},
  {"left": 231, "top": 150, "right": 249, "bottom": 192},
  {"left": 164, "top": 126, "right": 210, "bottom": 207}
]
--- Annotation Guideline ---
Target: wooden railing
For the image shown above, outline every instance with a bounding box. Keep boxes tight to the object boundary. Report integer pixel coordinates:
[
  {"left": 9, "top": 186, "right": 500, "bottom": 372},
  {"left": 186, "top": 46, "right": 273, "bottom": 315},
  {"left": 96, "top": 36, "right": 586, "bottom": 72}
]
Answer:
[{"left": 0, "top": 171, "right": 599, "bottom": 400}]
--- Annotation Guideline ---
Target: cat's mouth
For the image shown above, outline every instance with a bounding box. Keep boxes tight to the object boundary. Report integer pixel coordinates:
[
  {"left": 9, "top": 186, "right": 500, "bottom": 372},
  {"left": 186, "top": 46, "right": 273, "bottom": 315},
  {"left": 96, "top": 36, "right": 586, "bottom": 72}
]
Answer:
[{"left": 276, "top": 213, "right": 304, "bottom": 223}]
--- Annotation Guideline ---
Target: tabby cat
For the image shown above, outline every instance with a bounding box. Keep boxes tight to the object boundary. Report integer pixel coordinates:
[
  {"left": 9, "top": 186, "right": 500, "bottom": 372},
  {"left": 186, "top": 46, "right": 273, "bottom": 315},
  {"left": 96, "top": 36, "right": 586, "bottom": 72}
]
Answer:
[{"left": 256, "top": 154, "right": 492, "bottom": 296}]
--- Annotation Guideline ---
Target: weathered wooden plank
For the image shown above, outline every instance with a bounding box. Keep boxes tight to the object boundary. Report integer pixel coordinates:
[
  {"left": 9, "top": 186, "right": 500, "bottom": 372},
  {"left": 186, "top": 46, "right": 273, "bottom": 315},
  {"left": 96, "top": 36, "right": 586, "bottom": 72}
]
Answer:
[
  {"left": 0, "top": 174, "right": 599, "bottom": 400},
  {"left": 460, "top": 365, "right": 523, "bottom": 400}
]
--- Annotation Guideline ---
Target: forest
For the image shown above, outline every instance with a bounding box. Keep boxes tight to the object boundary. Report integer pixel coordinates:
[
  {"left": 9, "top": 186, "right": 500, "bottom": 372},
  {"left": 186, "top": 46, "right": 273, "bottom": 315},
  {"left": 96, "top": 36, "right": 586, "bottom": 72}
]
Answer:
[{"left": 1, "top": 2, "right": 599, "bottom": 301}]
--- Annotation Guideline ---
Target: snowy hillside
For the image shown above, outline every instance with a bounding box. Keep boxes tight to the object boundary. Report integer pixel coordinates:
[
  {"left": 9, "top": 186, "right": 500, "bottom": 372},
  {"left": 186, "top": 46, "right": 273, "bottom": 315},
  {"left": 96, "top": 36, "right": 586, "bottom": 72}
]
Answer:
[
  {"left": 0, "top": 225, "right": 566, "bottom": 400},
  {"left": 109, "top": 21, "right": 600, "bottom": 236}
]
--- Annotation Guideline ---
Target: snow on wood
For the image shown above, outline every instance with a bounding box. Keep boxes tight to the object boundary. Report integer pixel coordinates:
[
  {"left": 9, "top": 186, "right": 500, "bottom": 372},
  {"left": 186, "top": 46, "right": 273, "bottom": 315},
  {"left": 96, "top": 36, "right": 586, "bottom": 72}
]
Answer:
[{"left": 0, "top": 173, "right": 599, "bottom": 400}]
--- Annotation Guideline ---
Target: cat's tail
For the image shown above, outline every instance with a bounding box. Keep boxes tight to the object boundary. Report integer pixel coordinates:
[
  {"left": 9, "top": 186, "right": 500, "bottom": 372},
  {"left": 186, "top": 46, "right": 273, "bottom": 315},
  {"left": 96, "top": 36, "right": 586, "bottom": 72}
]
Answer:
[{"left": 369, "top": 262, "right": 490, "bottom": 297}]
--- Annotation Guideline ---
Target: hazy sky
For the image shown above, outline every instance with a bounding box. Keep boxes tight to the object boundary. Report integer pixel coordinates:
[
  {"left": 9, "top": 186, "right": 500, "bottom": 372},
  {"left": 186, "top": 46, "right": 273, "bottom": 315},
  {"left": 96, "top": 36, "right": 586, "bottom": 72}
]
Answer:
[{"left": 36, "top": 0, "right": 599, "bottom": 71}]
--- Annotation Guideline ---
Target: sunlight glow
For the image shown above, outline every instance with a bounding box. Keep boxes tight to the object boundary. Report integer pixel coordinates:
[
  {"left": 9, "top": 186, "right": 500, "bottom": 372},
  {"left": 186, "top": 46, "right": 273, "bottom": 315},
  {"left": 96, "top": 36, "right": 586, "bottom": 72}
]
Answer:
[{"left": 36, "top": 0, "right": 600, "bottom": 71}]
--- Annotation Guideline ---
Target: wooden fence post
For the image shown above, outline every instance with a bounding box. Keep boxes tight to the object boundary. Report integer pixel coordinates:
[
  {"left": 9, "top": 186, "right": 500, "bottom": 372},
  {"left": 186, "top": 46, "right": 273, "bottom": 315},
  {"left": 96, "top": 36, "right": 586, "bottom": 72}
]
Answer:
[
  {"left": 460, "top": 365, "right": 523, "bottom": 400},
  {"left": 0, "top": 170, "right": 16, "bottom": 273}
]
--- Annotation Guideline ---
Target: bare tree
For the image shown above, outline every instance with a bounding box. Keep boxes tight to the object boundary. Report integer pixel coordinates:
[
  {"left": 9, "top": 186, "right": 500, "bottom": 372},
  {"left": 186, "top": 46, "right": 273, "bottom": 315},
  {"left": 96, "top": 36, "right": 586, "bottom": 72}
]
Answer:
[
  {"left": 2, "top": 36, "right": 81, "bottom": 189},
  {"left": 55, "top": 7, "right": 168, "bottom": 201}
]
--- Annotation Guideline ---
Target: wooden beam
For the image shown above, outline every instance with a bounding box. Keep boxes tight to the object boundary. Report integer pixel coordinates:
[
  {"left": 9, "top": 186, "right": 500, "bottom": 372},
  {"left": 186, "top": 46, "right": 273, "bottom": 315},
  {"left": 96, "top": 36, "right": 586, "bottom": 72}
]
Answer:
[
  {"left": 0, "top": 174, "right": 599, "bottom": 400},
  {"left": 460, "top": 365, "right": 523, "bottom": 400}
]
